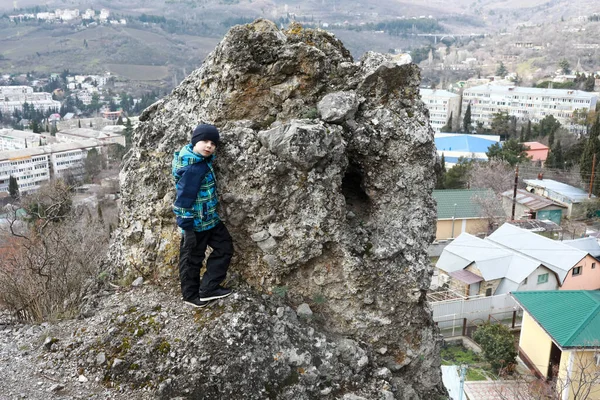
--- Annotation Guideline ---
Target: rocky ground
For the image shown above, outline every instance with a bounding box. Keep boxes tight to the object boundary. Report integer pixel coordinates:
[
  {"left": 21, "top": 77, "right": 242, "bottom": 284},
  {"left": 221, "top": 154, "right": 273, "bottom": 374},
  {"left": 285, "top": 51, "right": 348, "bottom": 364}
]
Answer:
[
  {"left": 0, "top": 280, "right": 400, "bottom": 400},
  {"left": 0, "top": 283, "right": 166, "bottom": 399}
]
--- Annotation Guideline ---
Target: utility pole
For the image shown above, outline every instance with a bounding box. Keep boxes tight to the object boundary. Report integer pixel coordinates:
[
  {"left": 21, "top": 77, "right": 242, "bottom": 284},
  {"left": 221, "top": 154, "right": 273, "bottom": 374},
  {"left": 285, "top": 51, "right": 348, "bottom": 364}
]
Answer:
[
  {"left": 589, "top": 153, "right": 596, "bottom": 198},
  {"left": 451, "top": 203, "right": 457, "bottom": 238},
  {"left": 511, "top": 166, "right": 519, "bottom": 221},
  {"left": 458, "top": 364, "right": 467, "bottom": 400}
]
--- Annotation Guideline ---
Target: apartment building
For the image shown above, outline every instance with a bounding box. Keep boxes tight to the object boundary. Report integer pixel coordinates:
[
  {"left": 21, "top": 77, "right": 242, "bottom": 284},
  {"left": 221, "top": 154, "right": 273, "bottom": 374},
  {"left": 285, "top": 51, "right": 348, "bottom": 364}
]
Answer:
[
  {"left": 56, "top": 128, "right": 125, "bottom": 147},
  {"left": 0, "top": 140, "right": 102, "bottom": 194},
  {"left": 462, "top": 85, "right": 598, "bottom": 134},
  {"left": 0, "top": 86, "right": 61, "bottom": 114},
  {"left": 0, "top": 129, "right": 46, "bottom": 151},
  {"left": 420, "top": 89, "right": 461, "bottom": 132}
]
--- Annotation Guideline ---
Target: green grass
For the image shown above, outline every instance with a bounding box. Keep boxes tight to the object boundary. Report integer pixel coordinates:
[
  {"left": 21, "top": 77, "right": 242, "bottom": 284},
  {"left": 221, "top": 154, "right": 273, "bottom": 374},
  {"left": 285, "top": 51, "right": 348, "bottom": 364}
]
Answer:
[
  {"left": 441, "top": 344, "right": 494, "bottom": 381},
  {"left": 466, "top": 368, "right": 488, "bottom": 381},
  {"left": 441, "top": 344, "right": 482, "bottom": 365}
]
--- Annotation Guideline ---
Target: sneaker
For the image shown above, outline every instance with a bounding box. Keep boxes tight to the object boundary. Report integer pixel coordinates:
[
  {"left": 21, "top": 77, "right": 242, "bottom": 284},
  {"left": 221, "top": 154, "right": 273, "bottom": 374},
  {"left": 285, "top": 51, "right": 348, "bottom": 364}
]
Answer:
[
  {"left": 198, "top": 286, "right": 232, "bottom": 301},
  {"left": 183, "top": 297, "right": 212, "bottom": 308}
]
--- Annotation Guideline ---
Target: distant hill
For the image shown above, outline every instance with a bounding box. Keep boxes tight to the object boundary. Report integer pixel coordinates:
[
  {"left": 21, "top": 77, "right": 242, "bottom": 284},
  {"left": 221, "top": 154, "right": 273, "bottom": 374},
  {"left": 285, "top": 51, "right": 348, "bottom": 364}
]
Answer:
[{"left": 0, "top": 0, "right": 598, "bottom": 90}]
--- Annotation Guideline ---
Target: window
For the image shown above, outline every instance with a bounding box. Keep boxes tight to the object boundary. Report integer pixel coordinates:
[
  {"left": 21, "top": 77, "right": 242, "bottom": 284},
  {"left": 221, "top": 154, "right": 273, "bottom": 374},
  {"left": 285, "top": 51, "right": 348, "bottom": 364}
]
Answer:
[
  {"left": 537, "top": 273, "right": 549, "bottom": 284},
  {"left": 485, "top": 288, "right": 492, "bottom": 297},
  {"left": 592, "top": 263, "right": 596, "bottom": 269},
  {"left": 522, "top": 277, "right": 528, "bottom": 285},
  {"left": 572, "top": 266, "right": 582, "bottom": 276}
]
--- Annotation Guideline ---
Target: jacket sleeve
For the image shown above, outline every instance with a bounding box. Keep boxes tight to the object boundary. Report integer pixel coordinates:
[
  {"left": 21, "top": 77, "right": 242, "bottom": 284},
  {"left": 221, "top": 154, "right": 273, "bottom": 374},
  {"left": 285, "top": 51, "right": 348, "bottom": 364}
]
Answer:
[{"left": 173, "top": 163, "right": 208, "bottom": 230}]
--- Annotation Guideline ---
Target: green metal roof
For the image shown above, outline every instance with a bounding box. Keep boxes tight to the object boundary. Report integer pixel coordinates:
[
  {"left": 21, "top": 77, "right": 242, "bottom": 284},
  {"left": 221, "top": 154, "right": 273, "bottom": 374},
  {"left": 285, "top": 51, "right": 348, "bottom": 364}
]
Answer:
[
  {"left": 433, "top": 189, "right": 504, "bottom": 219},
  {"left": 512, "top": 291, "right": 600, "bottom": 349}
]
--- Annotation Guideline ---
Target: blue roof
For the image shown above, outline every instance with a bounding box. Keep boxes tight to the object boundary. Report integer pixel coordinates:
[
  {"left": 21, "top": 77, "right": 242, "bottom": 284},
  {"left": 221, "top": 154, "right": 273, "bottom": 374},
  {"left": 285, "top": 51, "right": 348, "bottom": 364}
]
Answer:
[
  {"left": 435, "top": 135, "right": 498, "bottom": 153},
  {"left": 444, "top": 156, "right": 487, "bottom": 164}
]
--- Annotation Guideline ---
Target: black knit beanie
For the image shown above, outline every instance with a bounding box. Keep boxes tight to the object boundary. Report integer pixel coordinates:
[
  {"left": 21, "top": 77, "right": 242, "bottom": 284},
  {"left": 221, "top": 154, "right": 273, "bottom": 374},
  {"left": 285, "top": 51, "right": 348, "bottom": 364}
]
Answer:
[{"left": 191, "top": 124, "right": 220, "bottom": 147}]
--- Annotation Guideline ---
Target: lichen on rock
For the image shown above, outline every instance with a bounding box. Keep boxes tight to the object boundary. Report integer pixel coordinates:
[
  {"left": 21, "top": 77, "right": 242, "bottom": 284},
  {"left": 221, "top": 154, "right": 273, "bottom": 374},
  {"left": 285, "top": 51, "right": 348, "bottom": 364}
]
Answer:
[{"left": 108, "top": 18, "right": 446, "bottom": 399}]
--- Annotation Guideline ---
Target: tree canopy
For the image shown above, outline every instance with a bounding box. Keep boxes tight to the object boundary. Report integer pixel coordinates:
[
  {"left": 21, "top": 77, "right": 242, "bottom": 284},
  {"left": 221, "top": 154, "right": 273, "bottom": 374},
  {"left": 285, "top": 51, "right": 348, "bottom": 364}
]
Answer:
[{"left": 486, "top": 139, "right": 531, "bottom": 166}]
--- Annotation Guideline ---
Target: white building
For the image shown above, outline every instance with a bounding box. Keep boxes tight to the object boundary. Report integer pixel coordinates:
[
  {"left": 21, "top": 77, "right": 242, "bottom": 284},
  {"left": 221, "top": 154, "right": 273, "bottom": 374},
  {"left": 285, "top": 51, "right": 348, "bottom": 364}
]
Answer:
[
  {"left": 99, "top": 9, "right": 110, "bottom": 21},
  {"left": 0, "top": 129, "right": 46, "bottom": 151},
  {"left": 56, "top": 128, "right": 125, "bottom": 147},
  {"left": 0, "top": 140, "right": 102, "bottom": 194},
  {"left": 0, "top": 86, "right": 61, "bottom": 115},
  {"left": 82, "top": 9, "right": 95, "bottom": 19},
  {"left": 58, "top": 9, "right": 80, "bottom": 21},
  {"left": 462, "top": 84, "right": 598, "bottom": 134},
  {"left": 420, "top": 89, "right": 461, "bottom": 133}
]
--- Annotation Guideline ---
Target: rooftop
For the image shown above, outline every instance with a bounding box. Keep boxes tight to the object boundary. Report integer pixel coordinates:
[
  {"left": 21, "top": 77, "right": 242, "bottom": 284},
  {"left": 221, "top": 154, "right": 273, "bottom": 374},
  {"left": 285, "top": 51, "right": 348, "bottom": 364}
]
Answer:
[
  {"left": 0, "top": 139, "right": 101, "bottom": 161},
  {"left": 501, "top": 189, "right": 565, "bottom": 211},
  {"left": 436, "top": 232, "right": 541, "bottom": 284},
  {"left": 511, "top": 290, "right": 600, "bottom": 348},
  {"left": 465, "top": 84, "right": 599, "bottom": 99},
  {"left": 523, "top": 178, "right": 592, "bottom": 203},
  {"left": 487, "top": 223, "right": 587, "bottom": 282},
  {"left": 420, "top": 88, "right": 460, "bottom": 98},
  {"left": 435, "top": 134, "right": 499, "bottom": 154},
  {"left": 433, "top": 189, "right": 504, "bottom": 219}
]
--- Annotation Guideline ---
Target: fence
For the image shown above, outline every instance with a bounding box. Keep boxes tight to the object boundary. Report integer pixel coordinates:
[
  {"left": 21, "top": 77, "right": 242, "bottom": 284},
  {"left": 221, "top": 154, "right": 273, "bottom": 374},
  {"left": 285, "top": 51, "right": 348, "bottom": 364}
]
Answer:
[
  {"left": 435, "top": 310, "right": 522, "bottom": 339},
  {"left": 432, "top": 293, "right": 523, "bottom": 338}
]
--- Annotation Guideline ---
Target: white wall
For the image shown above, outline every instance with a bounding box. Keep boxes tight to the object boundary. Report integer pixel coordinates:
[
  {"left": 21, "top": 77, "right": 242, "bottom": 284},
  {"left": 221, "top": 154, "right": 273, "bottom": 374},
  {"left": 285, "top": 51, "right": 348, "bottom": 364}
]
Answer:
[{"left": 516, "top": 265, "right": 559, "bottom": 291}]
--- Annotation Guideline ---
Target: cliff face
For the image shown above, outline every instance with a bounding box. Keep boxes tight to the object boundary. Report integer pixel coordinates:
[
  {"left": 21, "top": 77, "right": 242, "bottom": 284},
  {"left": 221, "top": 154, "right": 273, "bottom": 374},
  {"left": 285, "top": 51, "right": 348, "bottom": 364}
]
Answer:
[{"left": 109, "top": 19, "right": 445, "bottom": 399}]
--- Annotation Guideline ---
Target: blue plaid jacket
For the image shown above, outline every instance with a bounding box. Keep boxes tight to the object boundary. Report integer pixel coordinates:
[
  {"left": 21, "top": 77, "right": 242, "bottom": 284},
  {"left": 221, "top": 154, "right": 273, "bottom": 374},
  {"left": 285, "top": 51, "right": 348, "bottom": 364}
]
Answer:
[{"left": 172, "top": 144, "right": 220, "bottom": 232}]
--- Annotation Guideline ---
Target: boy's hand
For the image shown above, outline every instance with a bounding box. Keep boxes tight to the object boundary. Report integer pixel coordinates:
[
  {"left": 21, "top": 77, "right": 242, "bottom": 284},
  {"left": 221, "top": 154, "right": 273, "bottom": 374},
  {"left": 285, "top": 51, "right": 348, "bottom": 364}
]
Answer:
[{"left": 183, "top": 230, "right": 197, "bottom": 249}]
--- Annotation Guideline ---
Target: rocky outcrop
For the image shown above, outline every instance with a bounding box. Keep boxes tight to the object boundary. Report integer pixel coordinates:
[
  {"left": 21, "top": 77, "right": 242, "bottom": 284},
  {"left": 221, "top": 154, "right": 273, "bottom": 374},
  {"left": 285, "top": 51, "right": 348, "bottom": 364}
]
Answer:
[{"left": 109, "top": 19, "right": 445, "bottom": 399}]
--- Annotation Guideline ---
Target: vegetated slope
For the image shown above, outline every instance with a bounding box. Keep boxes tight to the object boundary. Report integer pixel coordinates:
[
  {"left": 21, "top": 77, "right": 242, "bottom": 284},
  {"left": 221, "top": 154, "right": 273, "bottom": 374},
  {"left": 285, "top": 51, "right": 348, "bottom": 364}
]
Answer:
[{"left": 0, "top": 22, "right": 218, "bottom": 79}]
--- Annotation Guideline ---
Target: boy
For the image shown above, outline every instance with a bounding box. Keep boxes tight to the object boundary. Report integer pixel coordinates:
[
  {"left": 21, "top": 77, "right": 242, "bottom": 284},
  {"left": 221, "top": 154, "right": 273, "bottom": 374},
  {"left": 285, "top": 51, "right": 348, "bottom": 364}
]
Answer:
[{"left": 172, "top": 123, "right": 234, "bottom": 308}]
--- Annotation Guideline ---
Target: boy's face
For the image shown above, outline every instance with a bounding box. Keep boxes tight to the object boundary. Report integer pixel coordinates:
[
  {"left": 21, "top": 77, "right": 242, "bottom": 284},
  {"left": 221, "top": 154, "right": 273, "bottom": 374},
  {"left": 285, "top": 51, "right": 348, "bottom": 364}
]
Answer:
[{"left": 193, "top": 140, "right": 216, "bottom": 157}]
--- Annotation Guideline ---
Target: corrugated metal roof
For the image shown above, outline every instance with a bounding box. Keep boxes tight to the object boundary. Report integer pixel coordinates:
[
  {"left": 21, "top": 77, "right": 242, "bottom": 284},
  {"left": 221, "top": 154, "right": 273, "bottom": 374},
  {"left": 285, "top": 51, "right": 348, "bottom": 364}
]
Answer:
[
  {"left": 512, "top": 290, "right": 600, "bottom": 348},
  {"left": 523, "top": 179, "right": 592, "bottom": 203},
  {"left": 436, "top": 232, "right": 541, "bottom": 284},
  {"left": 487, "top": 224, "right": 586, "bottom": 283},
  {"left": 449, "top": 269, "right": 484, "bottom": 284},
  {"left": 563, "top": 237, "right": 600, "bottom": 258},
  {"left": 501, "top": 189, "right": 565, "bottom": 211},
  {"left": 433, "top": 189, "right": 505, "bottom": 219},
  {"left": 435, "top": 135, "right": 499, "bottom": 153}
]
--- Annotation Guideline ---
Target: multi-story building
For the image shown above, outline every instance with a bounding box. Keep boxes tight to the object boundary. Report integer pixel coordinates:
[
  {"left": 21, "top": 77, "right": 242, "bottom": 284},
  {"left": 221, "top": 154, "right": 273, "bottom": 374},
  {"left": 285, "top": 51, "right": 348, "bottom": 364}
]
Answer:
[
  {"left": 420, "top": 89, "right": 461, "bottom": 132},
  {"left": 0, "top": 140, "right": 102, "bottom": 194},
  {"left": 0, "top": 129, "right": 46, "bottom": 151},
  {"left": 56, "top": 127, "right": 125, "bottom": 147},
  {"left": 462, "top": 84, "right": 598, "bottom": 134},
  {"left": 0, "top": 86, "right": 61, "bottom": 115}
]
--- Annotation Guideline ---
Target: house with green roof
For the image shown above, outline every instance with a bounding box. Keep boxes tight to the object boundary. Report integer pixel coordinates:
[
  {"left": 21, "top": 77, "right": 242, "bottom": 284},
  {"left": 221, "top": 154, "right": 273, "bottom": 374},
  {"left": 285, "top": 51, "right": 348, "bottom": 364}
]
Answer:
[
  {"left": 511, "top": 290, "right": 600, "bottom": 400},
  {"left": 433, "top": 189, "right": 505, "bottom": 240}
]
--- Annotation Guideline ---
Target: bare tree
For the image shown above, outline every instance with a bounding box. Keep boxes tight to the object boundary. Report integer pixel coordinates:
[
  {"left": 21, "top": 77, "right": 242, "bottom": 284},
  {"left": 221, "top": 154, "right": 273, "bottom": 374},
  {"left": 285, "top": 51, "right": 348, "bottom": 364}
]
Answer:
[
  {"left": 0, "top": 180, "right": 111, "bottom": 322},
  {"left": 492, "top": 347, "right": 600, "bottom": 400}
]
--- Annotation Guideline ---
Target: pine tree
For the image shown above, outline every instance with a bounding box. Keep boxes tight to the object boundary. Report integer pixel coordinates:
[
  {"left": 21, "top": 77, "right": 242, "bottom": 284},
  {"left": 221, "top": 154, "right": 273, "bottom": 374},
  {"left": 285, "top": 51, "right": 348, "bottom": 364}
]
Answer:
[
  {"left": 580, "top": 116, "right": 600, "bottom": 189},
  {"left": 519, "top": 126, "right": 525, "bottom": 142},
  {"left": 8, "top": 175, "right": 19, "bottom": 200},
  {"left": 546, "top": 140, "right": 564, "bottom": 169},
  {"left": 525, "top": 120, "right": 532, "bottom": 141},
  {"left": 463, "top": 103, "right": 472, "bottom": 133},
  {"left": 124, "top": 118, "right": 133, "bottom": 148},
  {"left": 441, "top": 112, "right": 453, "bottom": 132},
  {"left": 436, "top": 153, "right": 446, "bottom": 189}
]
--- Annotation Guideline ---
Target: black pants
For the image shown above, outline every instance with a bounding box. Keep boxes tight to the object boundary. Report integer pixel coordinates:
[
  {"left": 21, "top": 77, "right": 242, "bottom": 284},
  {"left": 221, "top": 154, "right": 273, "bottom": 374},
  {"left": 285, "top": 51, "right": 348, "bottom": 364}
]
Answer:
[{"left": 178, "top": 222, "right": 234, "bottom": 300}]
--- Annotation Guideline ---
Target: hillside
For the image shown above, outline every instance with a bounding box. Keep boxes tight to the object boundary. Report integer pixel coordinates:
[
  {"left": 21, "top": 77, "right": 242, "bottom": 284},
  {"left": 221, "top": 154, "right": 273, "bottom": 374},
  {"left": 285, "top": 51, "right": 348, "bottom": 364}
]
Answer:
[{"left": 0, "top": 0, "right": 598, "bottom": 90}]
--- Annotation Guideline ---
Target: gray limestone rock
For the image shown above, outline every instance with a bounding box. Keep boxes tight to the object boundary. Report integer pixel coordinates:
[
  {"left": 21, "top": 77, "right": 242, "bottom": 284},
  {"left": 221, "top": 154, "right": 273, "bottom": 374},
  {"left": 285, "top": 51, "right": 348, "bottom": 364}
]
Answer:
[
  {"left": 317, "top": 91, "right": 358, "bottom": 123},
  {"left": 108, "top": 19, "right": 445, "bottom": 399}
]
